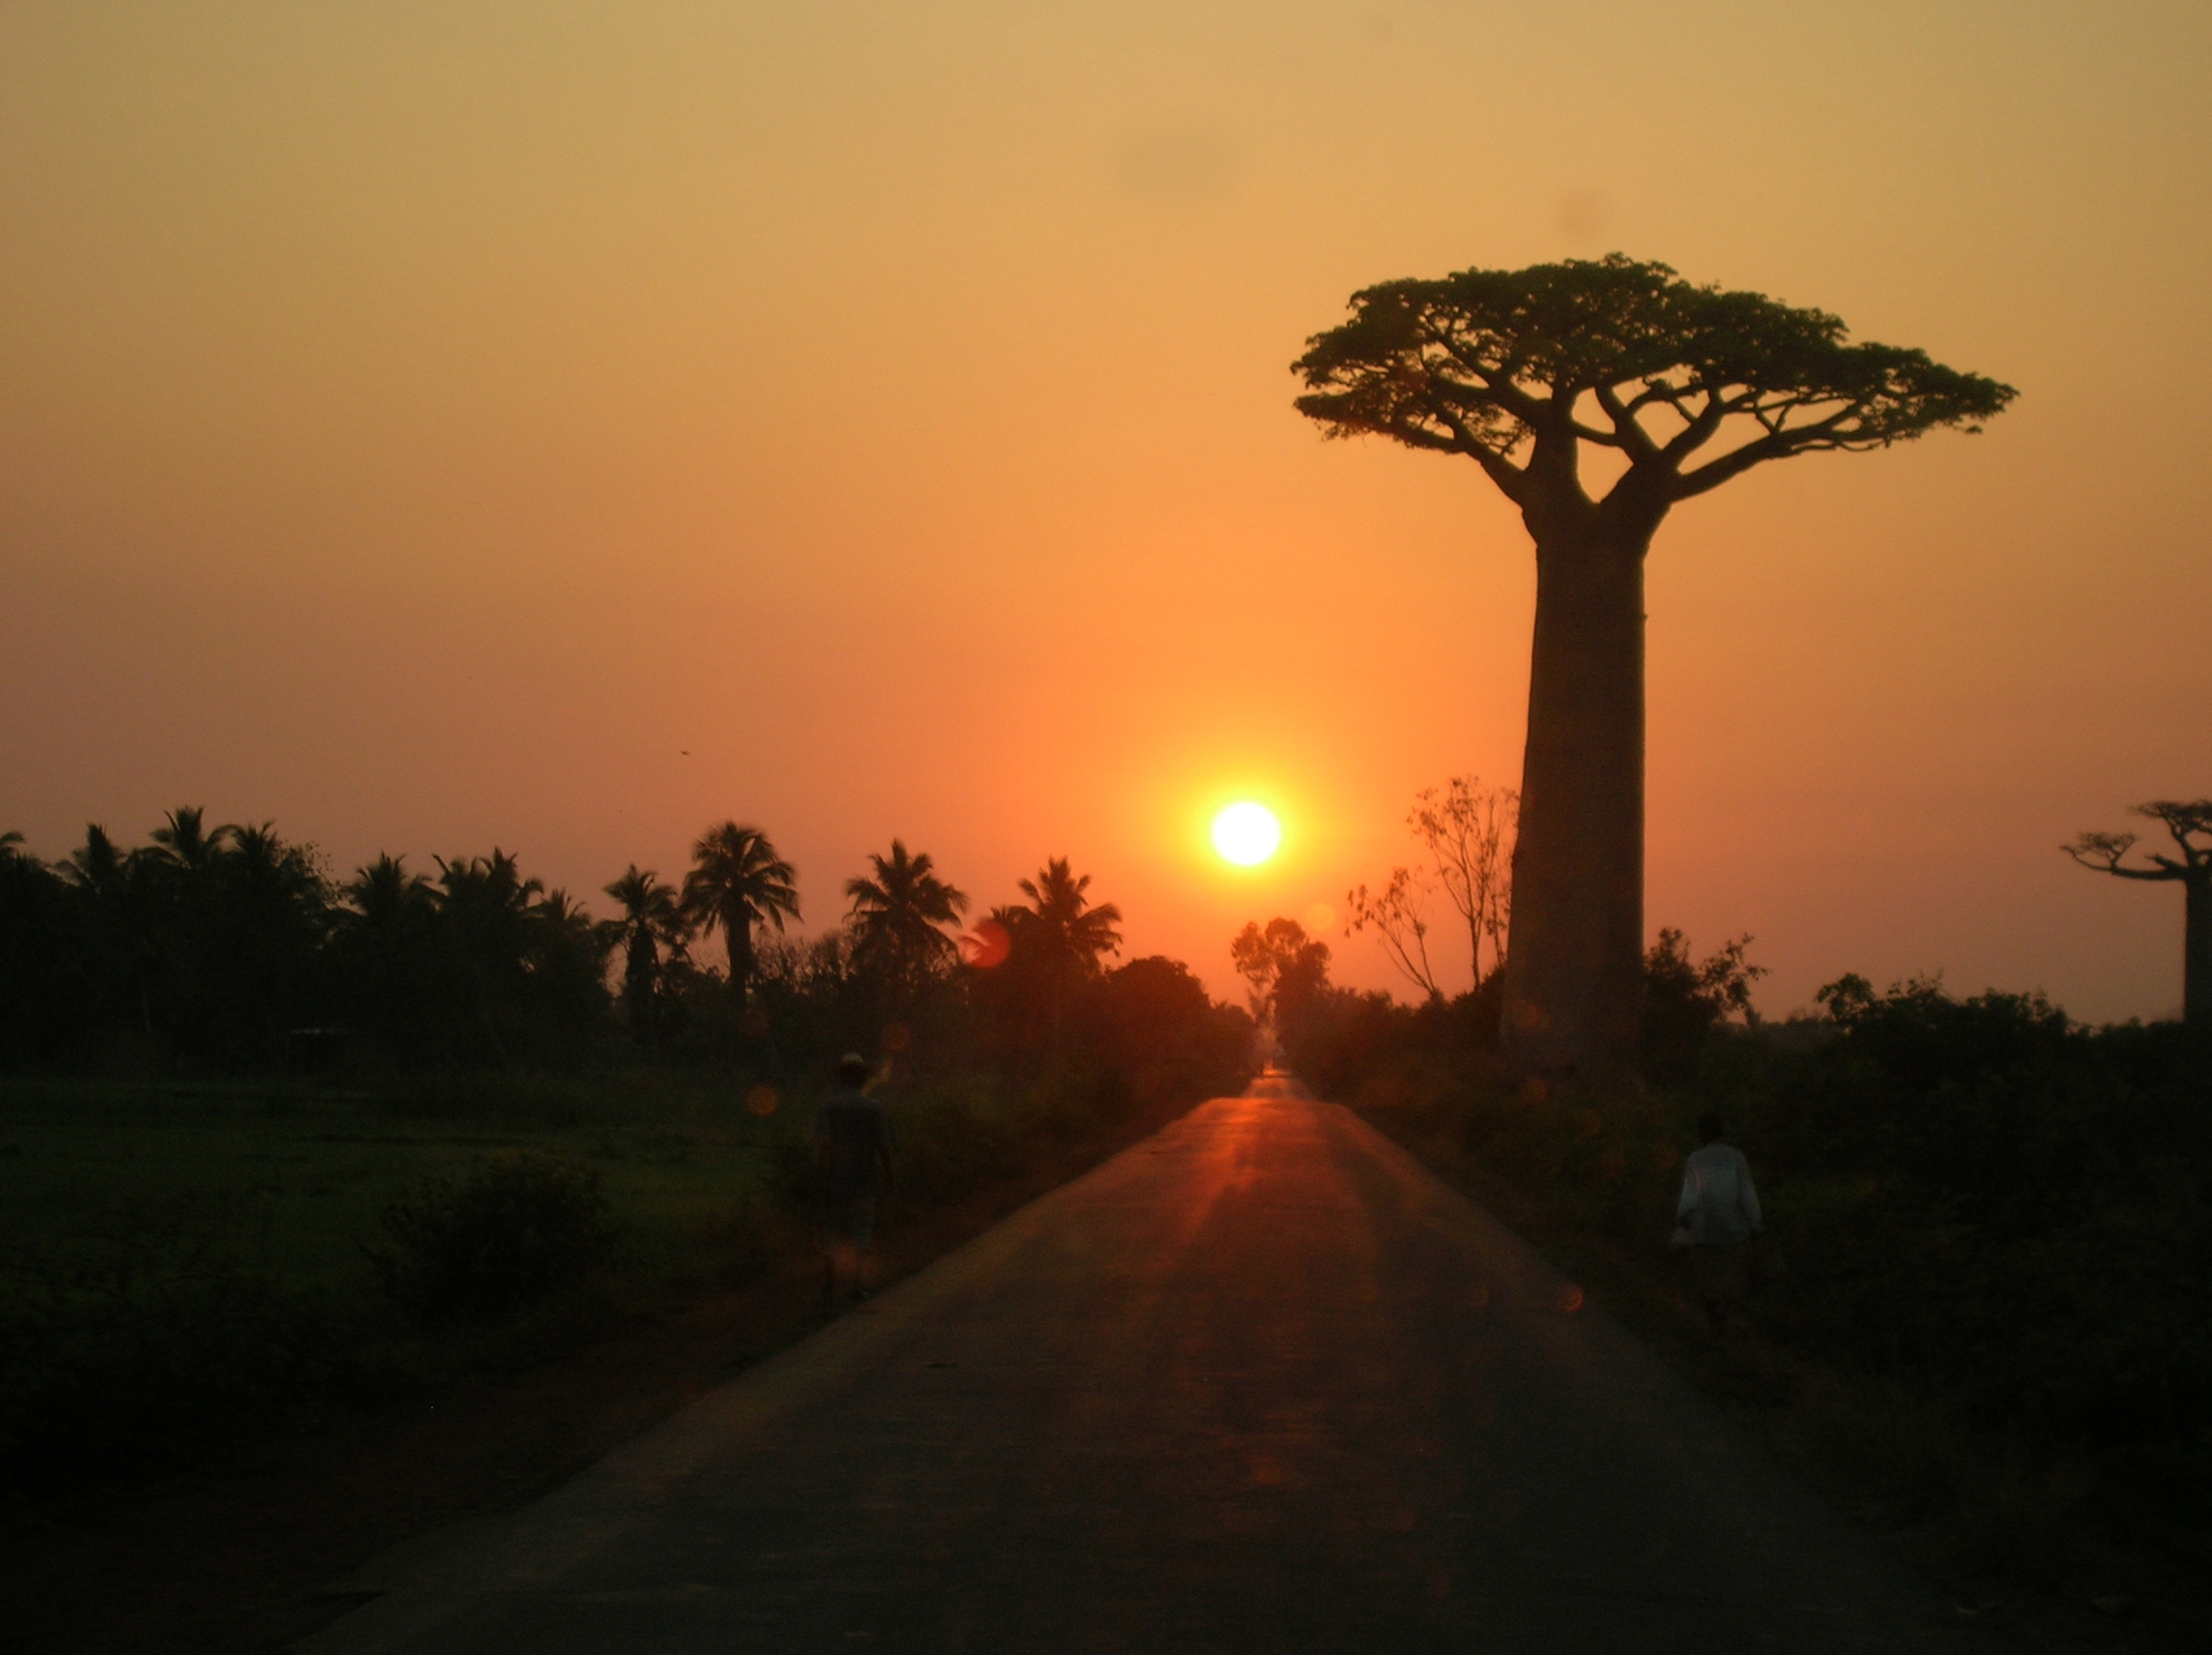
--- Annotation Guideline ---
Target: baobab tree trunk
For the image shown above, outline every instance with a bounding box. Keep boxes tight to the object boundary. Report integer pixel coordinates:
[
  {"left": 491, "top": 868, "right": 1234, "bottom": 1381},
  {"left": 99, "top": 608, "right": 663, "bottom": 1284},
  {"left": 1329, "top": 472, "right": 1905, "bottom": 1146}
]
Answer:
[
  {"left": 1500, "top": 515, "right": 1653, "bottom": 1090},
  {"left": 2187, "top": 875, "right": 2210, "bottom": 1027}
]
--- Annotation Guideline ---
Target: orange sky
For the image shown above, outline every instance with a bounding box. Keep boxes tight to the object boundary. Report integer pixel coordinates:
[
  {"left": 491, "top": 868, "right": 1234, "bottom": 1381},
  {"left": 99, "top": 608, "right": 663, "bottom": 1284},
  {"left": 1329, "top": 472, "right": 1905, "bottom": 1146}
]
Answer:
[{"left": 4, "top": 2, "right": 2208, "bottom": 1021}]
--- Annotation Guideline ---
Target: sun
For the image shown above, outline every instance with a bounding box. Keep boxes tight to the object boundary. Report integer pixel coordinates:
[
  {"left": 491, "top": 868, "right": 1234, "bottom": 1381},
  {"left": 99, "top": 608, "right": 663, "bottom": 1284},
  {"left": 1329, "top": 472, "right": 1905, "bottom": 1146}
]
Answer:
[{"left": 1211, "top": 801, "right": 1282, "bottom": 867}]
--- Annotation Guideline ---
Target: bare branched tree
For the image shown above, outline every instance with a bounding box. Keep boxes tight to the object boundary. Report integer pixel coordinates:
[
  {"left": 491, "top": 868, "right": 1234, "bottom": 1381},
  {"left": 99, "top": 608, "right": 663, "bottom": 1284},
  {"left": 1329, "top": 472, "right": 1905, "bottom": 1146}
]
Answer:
[
  {"left": 1344, "top": 867, "right": 1443, "bottom": 1001},
  {"left": 2065, "top": 799, "right": 2212, "bottom": 1026},
  {"left": 1408, "top": 777, "right": 1517, "bottom": 985}
]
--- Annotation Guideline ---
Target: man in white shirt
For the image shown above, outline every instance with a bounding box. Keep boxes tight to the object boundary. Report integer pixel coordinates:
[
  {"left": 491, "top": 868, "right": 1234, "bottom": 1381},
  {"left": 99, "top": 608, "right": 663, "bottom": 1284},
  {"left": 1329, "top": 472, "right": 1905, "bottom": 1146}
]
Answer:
[{"left": 1672, "top": 1112, "right": 1763, "bottom": 1326}]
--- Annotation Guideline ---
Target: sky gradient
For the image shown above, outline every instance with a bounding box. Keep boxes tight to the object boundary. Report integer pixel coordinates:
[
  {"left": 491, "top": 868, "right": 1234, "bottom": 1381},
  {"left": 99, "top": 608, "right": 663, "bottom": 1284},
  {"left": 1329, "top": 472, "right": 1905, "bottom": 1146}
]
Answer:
[{"left": 4, "top": 1, "right": 2208, "bottom": 1019}]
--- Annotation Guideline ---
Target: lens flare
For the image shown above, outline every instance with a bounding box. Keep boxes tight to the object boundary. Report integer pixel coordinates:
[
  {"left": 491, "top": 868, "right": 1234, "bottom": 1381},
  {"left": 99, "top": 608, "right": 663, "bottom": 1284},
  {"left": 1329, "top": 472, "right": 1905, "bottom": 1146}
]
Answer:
[
  {"left": 1211, "top": 801, "right": 1281, "bottom": 866},
  {"left": 961, "top": 917, "right": 1011, "bottom": 968}
]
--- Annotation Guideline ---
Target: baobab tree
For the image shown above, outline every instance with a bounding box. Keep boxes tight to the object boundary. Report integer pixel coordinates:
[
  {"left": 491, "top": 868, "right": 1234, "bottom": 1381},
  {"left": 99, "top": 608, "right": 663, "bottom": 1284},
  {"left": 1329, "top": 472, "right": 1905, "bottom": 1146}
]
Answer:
[
  {"left": 2065, "top": 799, "right": 2211, "bottom": 1027},
  {"left": 1295, "top": 254, "right": 2014, "bottom": 1088}
]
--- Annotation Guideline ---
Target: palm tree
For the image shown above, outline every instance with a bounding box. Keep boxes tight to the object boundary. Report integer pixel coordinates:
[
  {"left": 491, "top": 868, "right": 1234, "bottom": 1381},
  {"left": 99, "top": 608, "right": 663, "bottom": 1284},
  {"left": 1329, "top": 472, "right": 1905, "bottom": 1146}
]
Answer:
[
  {"left": 218, "top": 822, "right": 332, "bottom": 1056},
  {"left": 64, "top": 824, "right": 158, "bottom": 1037},
  {"left": 602, "top": 865, "right": 687, "bottom": 1043},
  {"left": 1008, "top": 857, "right": 1122, "bottom": 1039},
  {"left": 433, "top": 849, "right": 543, "bottom": 1063},
  {"left": 336, "top": 854, "right": 439, "bottom": 1056},
  {"left": 66, "top": 824, "right": 129, "bottom": 891},
  {"left": 681, "top": 823, "right": 800, "bottom": 1006},
  {"left": 0, "top": 831, "right": 91, "bottom": 1066},
  {"left": 845, "top": 840, "right": 968, "bottom": 1002},
  {"left": 341, "top": 853, "right": 435, "bottom": 935},
  {"left": 530, "top": 887, "right": 613, "bottom": 1046},
  {"left": 148, "top": 805, "right": 233, "bottom": 874}
]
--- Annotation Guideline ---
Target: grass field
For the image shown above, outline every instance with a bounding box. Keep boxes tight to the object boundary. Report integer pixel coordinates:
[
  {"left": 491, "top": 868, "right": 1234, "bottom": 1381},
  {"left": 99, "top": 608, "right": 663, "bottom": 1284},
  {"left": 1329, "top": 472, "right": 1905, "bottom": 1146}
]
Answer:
[
  {"left": 0, "top": 1061, "right": 1186, "bottom": 1501},
  {"left": 0, "top": 1074, "right": 795, "bottom": 1297},
  {"left": 0, "top": 1071, "right": 835, "bottom": 1495}
]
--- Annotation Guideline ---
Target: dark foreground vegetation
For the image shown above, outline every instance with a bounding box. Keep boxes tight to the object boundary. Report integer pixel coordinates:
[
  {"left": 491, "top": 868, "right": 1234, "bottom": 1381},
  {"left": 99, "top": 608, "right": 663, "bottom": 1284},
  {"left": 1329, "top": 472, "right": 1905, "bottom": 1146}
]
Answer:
[
  {"left": 1266, "top": 924, "right": 2212, "bottom": 1612},
  {"left": 0, "top": 813, "right": 1252, "bottom": 1508}
]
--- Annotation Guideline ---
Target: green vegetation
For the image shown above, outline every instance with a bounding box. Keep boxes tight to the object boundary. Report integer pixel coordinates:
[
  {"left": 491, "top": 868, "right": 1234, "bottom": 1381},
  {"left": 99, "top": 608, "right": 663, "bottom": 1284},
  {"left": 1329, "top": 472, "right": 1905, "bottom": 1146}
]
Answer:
[
  {"left": 368, "top": 1154, "right": 621, "bottom": 1322},
  {"left": 1266, "top": 931, "right": 2212, "bottom": 1587},
  {"left": 0, "top": 1074, "right": 781, "bottom": 1493},
  {"left": 0, "top": 816, "right": 1254, "bottom": 1500}
]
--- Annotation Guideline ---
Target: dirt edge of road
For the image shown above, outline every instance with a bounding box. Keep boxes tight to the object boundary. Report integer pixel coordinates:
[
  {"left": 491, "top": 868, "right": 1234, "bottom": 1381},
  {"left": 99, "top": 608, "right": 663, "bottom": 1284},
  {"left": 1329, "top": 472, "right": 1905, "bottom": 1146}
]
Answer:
[{"left": 0, "top": 1091, "right": 1207, "bottom": 1655}]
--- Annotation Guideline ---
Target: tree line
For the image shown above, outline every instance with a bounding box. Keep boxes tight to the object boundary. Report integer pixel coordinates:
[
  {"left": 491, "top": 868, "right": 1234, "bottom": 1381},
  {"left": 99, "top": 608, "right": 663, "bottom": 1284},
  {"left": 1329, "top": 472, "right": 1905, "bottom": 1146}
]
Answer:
[{"left": 0, "top": 811, "right": 1251, "bottom": 1091}]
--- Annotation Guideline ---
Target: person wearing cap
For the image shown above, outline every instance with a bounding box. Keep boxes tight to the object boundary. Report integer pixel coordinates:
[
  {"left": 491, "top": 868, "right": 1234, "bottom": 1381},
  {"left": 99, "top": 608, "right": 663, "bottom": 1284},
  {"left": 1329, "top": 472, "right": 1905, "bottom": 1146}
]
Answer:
[{"left": 812, "top": 1053, "right": 893, "bottom": 1302}]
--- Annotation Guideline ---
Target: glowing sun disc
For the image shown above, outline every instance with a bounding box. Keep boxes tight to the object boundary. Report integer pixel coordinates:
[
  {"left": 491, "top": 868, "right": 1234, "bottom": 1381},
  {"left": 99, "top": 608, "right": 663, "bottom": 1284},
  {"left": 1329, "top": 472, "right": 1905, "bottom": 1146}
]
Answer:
[{"left": 1211, "top": 802, "right": 1282, "bottom": 866}]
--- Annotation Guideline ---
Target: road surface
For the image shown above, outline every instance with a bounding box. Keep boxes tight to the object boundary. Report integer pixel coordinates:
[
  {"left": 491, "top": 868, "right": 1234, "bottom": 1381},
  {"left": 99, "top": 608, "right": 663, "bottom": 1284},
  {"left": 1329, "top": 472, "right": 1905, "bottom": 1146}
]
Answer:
[{"left": 302, "top": 1079, "right": 1985, "bottom": 1653}]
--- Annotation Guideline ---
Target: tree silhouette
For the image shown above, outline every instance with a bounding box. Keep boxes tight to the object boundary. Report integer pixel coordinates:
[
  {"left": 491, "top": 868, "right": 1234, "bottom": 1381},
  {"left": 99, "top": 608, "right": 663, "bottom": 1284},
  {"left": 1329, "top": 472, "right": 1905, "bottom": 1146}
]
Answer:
[
  {"left": 1409, "top": 777, "right": 1516, "bottom": 986},
  {"left": 1231, "top": 917, "right": 1332, "bottom": 1036},
  {"left": 148, "top": 805, "right": 233, "bottom": 876},
  {"left": 1295, "top": 253, "right": 2014, "bottom": 1088},
  {"left": 0, "top": 831, "right": 91, "bottom": 1064},
  {"left": 335, "top": 854, "right": 440, "bottom": 1059},
  {"left": 217, "top": 822, "right": 331, "bottom": 1057},
  {"left": 1005, "top": 857, "right": 1121, "bottom": 1041},
  {"left": 681, "top": 823, "right": 800, "bottom": 1008},
  {"left": 340, "top": 854, "right": 435, "bottom": 942},
  {"left": 1343, "top": 868, "right": 1442, "bottom": 1001},
  {"left": 529, "top": 886, "right": 613, "bottom": 1049},
  {"left": 63, "top": 824, "right": 159, "bottom": 1038},
  {"left": 601, "top": 865, "right": 687, "bottom": 1044},
  {"left": 433, "top": 849, "right": 544, "bottom": 1064},
  {"left": 2066, "top": 800, "right": 2212, "bottom": 1026},
  {"left": 844, "top": 840, "right": 968, "bottom": 1004}
]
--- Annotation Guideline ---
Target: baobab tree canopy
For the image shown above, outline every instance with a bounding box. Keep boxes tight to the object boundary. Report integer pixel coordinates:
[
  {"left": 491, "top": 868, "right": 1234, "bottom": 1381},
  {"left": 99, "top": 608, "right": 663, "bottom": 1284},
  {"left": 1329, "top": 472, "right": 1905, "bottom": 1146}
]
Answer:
[
  {"left": 1293, "top": 253, "right": 2016, "bottom": 516},
  {"left": 2065, "top": 799, "right": 2212, "bottom": 1027},
  {"left": 1295, "top": 255, "right": 2015, "bottom": 1089}
]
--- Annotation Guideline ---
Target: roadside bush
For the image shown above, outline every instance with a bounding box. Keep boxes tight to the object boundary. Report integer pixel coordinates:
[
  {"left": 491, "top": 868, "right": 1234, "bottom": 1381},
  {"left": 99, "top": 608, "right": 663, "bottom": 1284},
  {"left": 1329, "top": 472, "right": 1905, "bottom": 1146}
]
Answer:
[
  {"left": 685, "top": 1203, "right": 776, "bottom": 1290},
  {"left": 368, "top": 1154, "right": 617, "bottom": 1322},
  {"left": 879, "top": 1077, "right": 1026, "bottom": 1207},
  {"left": 0, "top": 1243, "right": 339, "bottom": 1493},
  {"left": 1322, "top": 964, "right": 2212, "bottom": 1526}
]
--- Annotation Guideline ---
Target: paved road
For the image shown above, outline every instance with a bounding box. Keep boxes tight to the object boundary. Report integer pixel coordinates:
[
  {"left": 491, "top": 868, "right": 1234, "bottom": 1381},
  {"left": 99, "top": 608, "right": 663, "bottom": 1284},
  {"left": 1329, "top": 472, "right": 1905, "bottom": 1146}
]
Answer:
[{"left": 303, "top": 1081, "right": 1985, "bottom": 1654}]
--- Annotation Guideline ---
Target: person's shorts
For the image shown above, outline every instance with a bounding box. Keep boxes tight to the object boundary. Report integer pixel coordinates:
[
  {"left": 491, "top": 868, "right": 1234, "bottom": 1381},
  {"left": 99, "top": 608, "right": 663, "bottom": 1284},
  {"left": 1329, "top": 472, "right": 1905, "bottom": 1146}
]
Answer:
[
  {"left": 822, "top": 1193, "right": 877, "bottom": 1249},
  {"left": 1679, "top": 1239, "right": 1750, "bottom": 1305}
]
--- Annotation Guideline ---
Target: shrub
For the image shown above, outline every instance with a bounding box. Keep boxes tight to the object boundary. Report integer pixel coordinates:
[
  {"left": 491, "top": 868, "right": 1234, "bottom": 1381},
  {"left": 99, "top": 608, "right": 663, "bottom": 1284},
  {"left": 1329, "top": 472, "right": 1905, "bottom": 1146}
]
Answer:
[
  {"left": 368, "top": 1154, "right": 617, "bottom": 1322},
  {"left": 0, "top": 1243, "right": 338, "bottom": 1493},
  {"left": 687, "top": 1203, "right": 775, "bottom": 1289},
  {"left": 881, "top": 1081, "right": 1022, "bottom": 1206}
]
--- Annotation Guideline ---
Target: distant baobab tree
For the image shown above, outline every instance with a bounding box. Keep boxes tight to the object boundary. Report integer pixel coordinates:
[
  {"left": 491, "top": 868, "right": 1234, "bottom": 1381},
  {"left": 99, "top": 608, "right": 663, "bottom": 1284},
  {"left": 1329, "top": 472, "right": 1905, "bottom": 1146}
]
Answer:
[
  {"left": 2065, "top": 799, "right": 2211, "bottom": 1027},
  {"left": 1295, "top": 254, "right": 2015, "bottom": 1089}
]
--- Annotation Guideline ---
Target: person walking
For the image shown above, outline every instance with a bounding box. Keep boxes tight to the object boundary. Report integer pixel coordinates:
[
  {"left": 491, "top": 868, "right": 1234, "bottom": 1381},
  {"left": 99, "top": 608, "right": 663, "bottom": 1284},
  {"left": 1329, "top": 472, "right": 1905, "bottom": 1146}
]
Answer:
[
  {"left": 813, "top": 1053, "right": 893, "bottom": 1303},
  {"left": 1671, "top": 1112, "right": 1763, "bottom": 1327}
]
